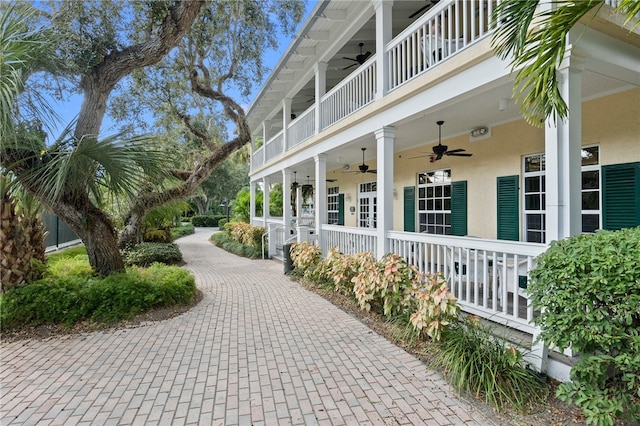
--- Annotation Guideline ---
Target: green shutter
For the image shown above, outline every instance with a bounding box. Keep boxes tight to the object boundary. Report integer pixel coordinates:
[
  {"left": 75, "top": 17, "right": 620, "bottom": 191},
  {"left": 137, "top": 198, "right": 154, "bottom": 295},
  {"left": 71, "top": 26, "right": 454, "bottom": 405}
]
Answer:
[
  {"left": 338, "top": 193, "right": 345, "bottom": 226},
  {"left": 602, "top": 162, "right": 640, "bottom": 230},
  {"left": 451, "top": 181, "right": 467, "bottom": 236},
  {"left": 403, "top": 186, "right": 415, "bottom": 232},
  {"left": 497, "top": 175, "right": 519, "bottom": 241}
]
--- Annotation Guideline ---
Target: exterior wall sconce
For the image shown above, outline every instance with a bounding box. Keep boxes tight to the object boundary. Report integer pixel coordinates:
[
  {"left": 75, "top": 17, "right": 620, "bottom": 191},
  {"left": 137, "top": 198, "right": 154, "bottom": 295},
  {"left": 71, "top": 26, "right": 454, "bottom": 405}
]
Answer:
[{"left": 470, "top": 126, "right": 489, "bottom": 138}]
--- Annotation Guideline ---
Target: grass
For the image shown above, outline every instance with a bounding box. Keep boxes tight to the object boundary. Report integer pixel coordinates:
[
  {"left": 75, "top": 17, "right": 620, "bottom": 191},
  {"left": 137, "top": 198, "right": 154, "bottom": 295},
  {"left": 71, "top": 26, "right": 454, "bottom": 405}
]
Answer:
[{"left": 0, "top": 247, "right": 196, "bottom": 329}]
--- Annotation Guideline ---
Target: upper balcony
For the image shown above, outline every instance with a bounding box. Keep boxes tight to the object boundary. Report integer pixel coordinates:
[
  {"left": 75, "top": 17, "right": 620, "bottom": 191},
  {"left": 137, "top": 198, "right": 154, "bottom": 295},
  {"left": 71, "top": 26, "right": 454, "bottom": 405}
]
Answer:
[{"left": 247, "top": 0, "right": 633, "bottom": 172}]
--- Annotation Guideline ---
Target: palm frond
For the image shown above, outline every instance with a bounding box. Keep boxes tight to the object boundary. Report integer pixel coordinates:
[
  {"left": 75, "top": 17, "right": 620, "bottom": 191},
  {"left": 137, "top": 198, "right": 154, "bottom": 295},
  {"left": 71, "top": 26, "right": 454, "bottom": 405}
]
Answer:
[
  {"left": 16, "top": 126, "right": 174, "bottom": 205},
  {"left": 492, "top": 1, "right": 603, "bottom": 126},
  {"left": 618, "top": 0, "right": 640, "bottom": 30}
]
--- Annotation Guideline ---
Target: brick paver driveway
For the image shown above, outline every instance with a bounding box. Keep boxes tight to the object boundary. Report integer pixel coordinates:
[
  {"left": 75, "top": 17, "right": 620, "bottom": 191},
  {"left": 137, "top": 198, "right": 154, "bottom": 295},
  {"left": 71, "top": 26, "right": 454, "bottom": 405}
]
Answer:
[{"left": 1, "top": 228, "right": 499, "bottom": 425}]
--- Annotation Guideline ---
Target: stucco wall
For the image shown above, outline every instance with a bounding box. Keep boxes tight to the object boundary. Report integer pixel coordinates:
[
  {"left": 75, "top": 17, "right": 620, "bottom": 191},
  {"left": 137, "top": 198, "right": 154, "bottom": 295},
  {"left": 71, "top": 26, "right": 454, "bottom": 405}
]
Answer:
[{"left": 326, "top": 87, "right": 639, "bottom": 239}]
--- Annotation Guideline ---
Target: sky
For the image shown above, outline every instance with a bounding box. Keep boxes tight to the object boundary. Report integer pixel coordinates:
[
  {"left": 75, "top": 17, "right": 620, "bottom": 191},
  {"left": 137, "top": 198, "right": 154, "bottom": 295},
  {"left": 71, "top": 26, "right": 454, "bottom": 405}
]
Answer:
[{"left": 45, "top": 1, "right": 315, "bottom": 141}]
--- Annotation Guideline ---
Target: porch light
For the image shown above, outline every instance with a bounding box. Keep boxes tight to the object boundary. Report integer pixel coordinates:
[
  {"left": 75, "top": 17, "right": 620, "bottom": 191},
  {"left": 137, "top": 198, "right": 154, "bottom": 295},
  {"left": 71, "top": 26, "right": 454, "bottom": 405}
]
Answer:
[{"left": 470, "top": 127, "right": 489, "bottom": 138}]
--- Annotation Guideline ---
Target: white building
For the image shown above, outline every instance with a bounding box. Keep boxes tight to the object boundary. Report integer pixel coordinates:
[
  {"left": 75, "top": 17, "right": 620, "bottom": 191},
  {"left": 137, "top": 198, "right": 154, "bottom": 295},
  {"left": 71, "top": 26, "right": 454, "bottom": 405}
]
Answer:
[{"left": 245, "top": 0, "right": 640, "bottom": 380}]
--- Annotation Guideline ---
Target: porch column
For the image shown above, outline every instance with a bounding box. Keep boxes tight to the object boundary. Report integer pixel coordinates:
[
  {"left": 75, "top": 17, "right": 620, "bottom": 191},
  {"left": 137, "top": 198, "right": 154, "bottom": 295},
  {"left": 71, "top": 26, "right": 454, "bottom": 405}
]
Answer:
[
  {"left": 262, "top": 120, "right": 270, "bottom": 164},
  {"left": 373, "top": 0, "right": 393, "bottom": 99},
  {"left": 314, "top": 62, "right": 327, "bottom": 133},
  {"left": 375, "top": 126, "right": 395, "bottom": 259},
  {"left": 545, "top": 47, "right": 586, "bottom": 242},
  {"left": 295, "top": 185, "right": 302, "bottom": 226},
  {"left": 249, "top": 180, "right": 257, "bottom": 225},
  {"left": 262, "top": 176, "right": 270, "bottom": 228},
  {"left": 282, "top": 169, "right": 292, "bottom": 237},
  {"left": 282, "top": 98, "right": 292, "bottom": 151},
  {"left": 314, "top": 154, "right": 328, "bottom": 237}
]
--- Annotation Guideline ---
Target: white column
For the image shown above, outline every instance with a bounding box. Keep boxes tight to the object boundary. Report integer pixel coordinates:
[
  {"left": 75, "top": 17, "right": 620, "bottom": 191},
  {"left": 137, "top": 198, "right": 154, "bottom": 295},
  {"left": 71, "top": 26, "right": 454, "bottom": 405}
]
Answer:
[
  {"left": 282, "top": 169, "right": 292, "bottom": 237},
  {"left": 295, "top": 185, "right": 302, "bottom": 225},
  {"left": 249, "top": 181, "right": 257, "bottom": 225},
  {"left": 314, "top": 62, "right": 327, "bottom": 133},
  {"left": 544, "top": 47, "right": 585, "bottom": 243},
  {"left": 373, "top": 0, "right": 393, "bottom": 100},
  {"left": 262, "top": 120, "right": 270, "bottom": 164},
  {"left": 262, "top": 176, "right": 270, "bottom": 228},
  {"left": 314, "top": 154, "right": 328, "bottom": 237},
  {"left": 375, "top": 126, "right": 395, "bottom": 259},
  {"left": 282, "top": 98, "right": 292, "bottom": 151}
]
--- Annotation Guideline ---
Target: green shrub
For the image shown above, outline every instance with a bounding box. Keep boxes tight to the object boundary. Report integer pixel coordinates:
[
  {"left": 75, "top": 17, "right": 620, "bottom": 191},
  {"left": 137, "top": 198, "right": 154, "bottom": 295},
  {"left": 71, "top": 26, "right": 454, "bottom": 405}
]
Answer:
[
  {"left": 0, "top": 260, "right": 195, "bottom": 328},
  {"left": 217, "top": 218, "right": 227, "bottom": 228},
  {"left": 143, "top": 227, "right": 172, "bottom": 243},
  {"left": 192, "top": 215, "right": 223, "bottom": 227},
  {"left": 122, "top": 242, "right": 183, "bottom": 267},
  {"left": 210, "top": 231, "right": 263, "bottom": 259},
  {"left": 226, "top": 221, "right": 265, "bottom": 248},
  {"left": 180, "top": 216, "right": 192, "bottom": 223},
  {"left": 171, "top": 224, "right": 195, "bottom": 240},
  {"left": 528, "top": 227, "right": 640, "bottom": 425},
  {"left": 431, "top": 317, "right": 548, "bottom": 412}
]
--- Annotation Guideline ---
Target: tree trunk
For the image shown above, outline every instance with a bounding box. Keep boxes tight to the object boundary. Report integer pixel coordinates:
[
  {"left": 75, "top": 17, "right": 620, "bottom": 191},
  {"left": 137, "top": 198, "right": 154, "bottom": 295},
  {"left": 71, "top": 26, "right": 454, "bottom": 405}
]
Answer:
[{"left": 50, "top": 196, "right": 125, "bottom": 276}]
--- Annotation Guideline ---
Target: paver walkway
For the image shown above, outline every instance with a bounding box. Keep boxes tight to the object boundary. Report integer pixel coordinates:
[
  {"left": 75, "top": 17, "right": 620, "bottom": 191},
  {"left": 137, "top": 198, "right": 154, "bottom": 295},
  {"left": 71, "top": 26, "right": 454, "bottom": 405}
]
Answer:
[{"left": 1, "top": 228, "right": 500, "bottom": 425}]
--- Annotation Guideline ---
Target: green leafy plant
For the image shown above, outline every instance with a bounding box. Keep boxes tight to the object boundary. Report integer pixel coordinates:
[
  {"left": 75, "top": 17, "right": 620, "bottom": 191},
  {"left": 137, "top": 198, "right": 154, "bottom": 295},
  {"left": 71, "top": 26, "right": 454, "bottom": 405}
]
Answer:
[
  {"left": 209, "top": 222, "right": 266, "bottom": 259},
  {"left": 0, "top": 252, "right": 196, "bottom": 328},
  {"left": 122, "top": 242, "right": 183, "bottom": 267},
  {"left": 171, "top": 224, "right": 195, "bottom": 240},
  {"left": 408, "top": 272, "right": 459, "bottom": 342},
  {"left": 290, "top": 241, "right": 322, "bottom": 278},
  {"left": 192, "top": 215, "right": 224, "bottom": 227},
  {"left": 528, "top": 227, "right": 640, "bottom": 425},
  {"left": 431, "top": 317, "right": 548, "bottom": 412}
]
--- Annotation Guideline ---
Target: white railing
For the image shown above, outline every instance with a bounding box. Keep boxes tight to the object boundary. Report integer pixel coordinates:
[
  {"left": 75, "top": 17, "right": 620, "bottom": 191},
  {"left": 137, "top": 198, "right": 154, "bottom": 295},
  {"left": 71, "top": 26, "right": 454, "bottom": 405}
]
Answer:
[
  {"left": 252, "top": 145, "right": 264, "bottom": 170},
  {"left": 320, "top": 58, "right": 376, "bottom": 130},
  {"left": 320, "top": 225, "right": 378, "bottom": 258},
  {"left": 262, "top": 219, "right": 287, "bottom": 259},
  {"left": 388, "top": 231, "right": 545, "bottom": 334},
  {"left": 288, "top": 106, "right": 316, "bottom": 148},
  {"left": 265, "top": 130, "right": 284, "bottom": 162},
  {"left": 386, "top": 0, "right": 496, "bottom": 90}
]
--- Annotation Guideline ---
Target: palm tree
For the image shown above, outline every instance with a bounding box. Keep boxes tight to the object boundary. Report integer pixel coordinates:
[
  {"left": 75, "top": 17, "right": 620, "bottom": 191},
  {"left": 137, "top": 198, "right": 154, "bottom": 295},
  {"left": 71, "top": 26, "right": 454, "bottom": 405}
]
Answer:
[
  {"left": 1, "top": 4, "right": 172, "bottom": 276},
  {"left": 492, "top": 0, "right": 640, "bottom": 126}
]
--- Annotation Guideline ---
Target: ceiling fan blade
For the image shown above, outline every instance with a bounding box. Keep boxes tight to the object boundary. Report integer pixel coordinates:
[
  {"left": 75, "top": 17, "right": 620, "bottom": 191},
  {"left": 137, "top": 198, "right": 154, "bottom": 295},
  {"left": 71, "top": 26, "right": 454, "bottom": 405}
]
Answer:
[
  {"left": 343, "top": 63, "right": 357, "bottom": 70},
  {"left": 409, "top": 154, "right": 431, "bottom": 159},
  {"left": 448, "top": 153, "right": 473, "bottom": 157},
  {"left": 342, "top": 57, "right": 358, "bottom": 62},
  {"left": 408, "top": 4, "right": 430, "bottom": 19},
  {"left": 446, "top": 148, "right": 466, "bottom": 154},
  {"left": 326, "top": 178, "right": 337, "bottom": 182},
  {"left": 367, "top": 170, "right": 377, "bottom": 174}
]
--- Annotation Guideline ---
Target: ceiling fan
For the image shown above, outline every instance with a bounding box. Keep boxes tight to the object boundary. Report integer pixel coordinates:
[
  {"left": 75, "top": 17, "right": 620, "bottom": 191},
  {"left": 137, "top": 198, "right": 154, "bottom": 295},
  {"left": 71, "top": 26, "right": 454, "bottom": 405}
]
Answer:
[
  {"left": 411, "top": 120, "right": 473, "bottom": 162},
  {"left": 408, "top": 0, "right": 440, "bottom": 19},
  {"left": 345, "top": 147, "right": 377, "bottom": 174},
  {"left": 343, "top": 43, "right": 372, "bottom": 70}
]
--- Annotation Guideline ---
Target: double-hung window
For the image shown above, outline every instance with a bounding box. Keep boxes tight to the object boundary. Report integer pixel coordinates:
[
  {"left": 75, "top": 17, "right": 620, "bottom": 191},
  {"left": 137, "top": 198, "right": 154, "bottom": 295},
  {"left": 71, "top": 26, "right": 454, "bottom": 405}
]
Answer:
[
  {"left": 522, "top": 146, "right": 601, "bottom": 243},
  {"left": 417, "top": 169, "right": 452, "bottom": 234},
  {"left": 327, "top": 186, "right": 340, "bottom": 225}
]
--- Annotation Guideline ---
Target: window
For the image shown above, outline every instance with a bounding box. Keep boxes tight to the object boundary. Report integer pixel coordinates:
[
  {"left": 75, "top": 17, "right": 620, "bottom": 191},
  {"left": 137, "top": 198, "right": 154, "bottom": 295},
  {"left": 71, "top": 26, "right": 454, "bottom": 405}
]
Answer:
[
  {"left": 327, "top": 186, "right": 340, "bottom": 225},
  {"left": 417, "top": 169, "right": 451, "bottom": 234},
  {"left": 522, "top": 146, "right": 601, "bottom": 243},
  {"left": 523, "top": 154, "right": 546, "bottom": 243},
  {"left": 581, "top": 146, "right": 601, "bottom": 233},
  {"left": 358, "top": 182, "right": 377, "bottom": 228}
]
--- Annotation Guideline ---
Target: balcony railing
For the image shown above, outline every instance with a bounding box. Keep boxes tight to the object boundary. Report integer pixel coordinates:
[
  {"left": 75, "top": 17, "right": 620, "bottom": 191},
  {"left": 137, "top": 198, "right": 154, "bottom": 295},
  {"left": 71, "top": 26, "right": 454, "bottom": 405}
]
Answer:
[
  {"left": 320, "top": 58, "right": 376, "bottom": 131},
  {"left": 387, "top": 0, "right": 496, "bottom": 90},
  {"left": 289, "top": 106, "right": 316, "bottom": 149},
  {"left": 252, "top": 0, "right": 497, "bottom": 170},
  {"left": 265, "top": 130, "right": 283, "bottom": 162}
]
